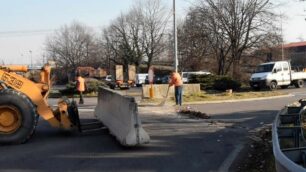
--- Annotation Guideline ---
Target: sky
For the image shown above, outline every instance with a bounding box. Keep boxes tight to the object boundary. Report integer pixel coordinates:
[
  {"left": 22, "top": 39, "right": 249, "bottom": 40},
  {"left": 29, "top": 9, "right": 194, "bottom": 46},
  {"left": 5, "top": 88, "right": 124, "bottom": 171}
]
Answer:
[{"left": 0, "top": 0, "right": 305, "bottom": 65}]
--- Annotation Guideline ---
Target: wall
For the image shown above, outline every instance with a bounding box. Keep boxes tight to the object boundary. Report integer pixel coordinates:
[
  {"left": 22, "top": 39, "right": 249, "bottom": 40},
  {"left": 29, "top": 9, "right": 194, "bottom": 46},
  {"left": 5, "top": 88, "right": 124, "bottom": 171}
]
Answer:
[{"left": 142, "top": 84, "right": 201, "bottom": 98}]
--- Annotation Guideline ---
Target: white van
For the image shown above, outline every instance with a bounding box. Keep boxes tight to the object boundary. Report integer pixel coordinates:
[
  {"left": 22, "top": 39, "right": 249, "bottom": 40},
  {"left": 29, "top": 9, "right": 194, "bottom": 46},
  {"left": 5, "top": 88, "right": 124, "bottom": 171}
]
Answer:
[
  {"left": 250, "top": 61, "right": 306, "bottom": 90},
  {"left": 105, "top": 75, "right": 112, "bottom": 82},
  {"left": 181, "top": 71, "right": 211, "bottom": 83},
  {"left": 136, "top": 73, "right": 148, "bottom": 87}
]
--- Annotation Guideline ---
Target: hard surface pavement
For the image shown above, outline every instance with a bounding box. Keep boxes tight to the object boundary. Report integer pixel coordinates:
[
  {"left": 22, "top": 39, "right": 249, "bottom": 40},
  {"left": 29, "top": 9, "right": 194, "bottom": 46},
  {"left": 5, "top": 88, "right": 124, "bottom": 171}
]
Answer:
[{"left": 0, "top": 87, "right": 305, "bottom": 172}]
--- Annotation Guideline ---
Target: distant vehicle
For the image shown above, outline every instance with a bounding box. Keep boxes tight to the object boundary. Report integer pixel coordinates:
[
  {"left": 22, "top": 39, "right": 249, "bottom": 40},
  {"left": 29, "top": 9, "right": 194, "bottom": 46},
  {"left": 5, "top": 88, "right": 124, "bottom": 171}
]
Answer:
[
  {"left": 145, "top": 74, "right": 170, "bottom": 84},
  {"left": 108, "top": 65, "right": 136, "bottom": 89},
  {"left": 76, "top": 66, "right": 107, "bottom": 78},
  {"left": 161, "top": 75, "right": 170, "bottom": 84},
  {"left": 250, "top": 61, "right": 306, "bottom": 90},
  {"left": 135, "top": 73, "right": 148, "bottom": 87},
  {"left": 181, "top": 71, "right": 211, "bottom": 83},
  {"left": 105, "top": 75, "right": 112, "bottom": 82}
]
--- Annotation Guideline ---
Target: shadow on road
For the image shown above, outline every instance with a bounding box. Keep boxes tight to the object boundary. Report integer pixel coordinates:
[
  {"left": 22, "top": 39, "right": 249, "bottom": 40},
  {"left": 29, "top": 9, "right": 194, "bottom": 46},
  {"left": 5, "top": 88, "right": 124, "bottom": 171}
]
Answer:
[{"left": 0, "top": 109, "right": 278, "bottom": 172}]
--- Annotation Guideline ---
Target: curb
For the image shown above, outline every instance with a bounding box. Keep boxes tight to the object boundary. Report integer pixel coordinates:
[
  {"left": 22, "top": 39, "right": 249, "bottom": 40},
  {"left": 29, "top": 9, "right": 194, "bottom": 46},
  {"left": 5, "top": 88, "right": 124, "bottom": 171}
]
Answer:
[
  {"left": 183, "top": 94, "right": 294, "bottom": 105},
  {"left": 138, "top": 94, "right": 293, "bottom": 106}
]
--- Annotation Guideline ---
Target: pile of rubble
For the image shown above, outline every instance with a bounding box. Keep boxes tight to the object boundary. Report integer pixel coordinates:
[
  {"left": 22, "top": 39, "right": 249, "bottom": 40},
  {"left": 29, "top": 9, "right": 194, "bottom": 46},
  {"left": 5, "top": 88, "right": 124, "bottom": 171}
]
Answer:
[
  {"left": 234, "top": 125, "right": 275, "bottom": 172},
  {"left": 177, "top": 107, "right": 210, "bottom": 119}
]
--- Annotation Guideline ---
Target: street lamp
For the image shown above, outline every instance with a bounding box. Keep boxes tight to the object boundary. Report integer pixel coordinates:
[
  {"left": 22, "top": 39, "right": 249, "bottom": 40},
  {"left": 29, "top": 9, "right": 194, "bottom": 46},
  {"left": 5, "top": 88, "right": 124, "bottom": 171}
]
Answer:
[
  {"left": 29, "top": 50, "right": 32, "bottom": 67},
  {"left": 173, "top": 0, "right": 178, "bottom": 72},
  {"left": 280, "top": 12, "right": 284, "bottom": 61}
]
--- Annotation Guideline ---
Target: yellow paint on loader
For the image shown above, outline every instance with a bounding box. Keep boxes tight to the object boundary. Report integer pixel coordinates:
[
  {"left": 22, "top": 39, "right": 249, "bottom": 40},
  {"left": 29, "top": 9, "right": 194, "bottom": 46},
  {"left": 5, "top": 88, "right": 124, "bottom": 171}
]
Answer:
[
  {"left": 0, "top": 105, "right": 22, "bottom": 134},
  {"left": 0, "top": 64, "right": 75, "bottom": 144}
]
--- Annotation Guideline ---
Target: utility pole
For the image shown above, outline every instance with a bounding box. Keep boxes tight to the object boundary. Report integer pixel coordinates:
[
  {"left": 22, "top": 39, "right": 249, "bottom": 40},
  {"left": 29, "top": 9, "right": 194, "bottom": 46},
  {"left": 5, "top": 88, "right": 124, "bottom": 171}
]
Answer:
[
  {"left": 280, "top": 12, "right": 284, "bottom": 61},
  {"left": 173, "top": 0, "right": 178, "bottom": 72},
  {"left": 42, "top": 54, "right": 45, "bottom": 64},
  {"left": 29, "top": 50, "right": 33, "bottom": 67}
]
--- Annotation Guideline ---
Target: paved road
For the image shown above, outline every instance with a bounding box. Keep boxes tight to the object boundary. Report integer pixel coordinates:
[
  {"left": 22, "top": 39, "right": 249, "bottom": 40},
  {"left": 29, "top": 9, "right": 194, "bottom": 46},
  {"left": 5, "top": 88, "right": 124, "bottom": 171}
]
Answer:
[{"left": 1, "top": 86, "right": 306, "bottom": 172}]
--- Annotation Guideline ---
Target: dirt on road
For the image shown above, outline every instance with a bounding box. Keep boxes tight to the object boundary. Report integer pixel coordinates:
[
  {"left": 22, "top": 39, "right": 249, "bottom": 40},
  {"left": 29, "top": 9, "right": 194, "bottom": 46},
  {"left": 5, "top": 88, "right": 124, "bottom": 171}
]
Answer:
[{"left": 230, "top": 125, "right": 276, "bottom": 172}]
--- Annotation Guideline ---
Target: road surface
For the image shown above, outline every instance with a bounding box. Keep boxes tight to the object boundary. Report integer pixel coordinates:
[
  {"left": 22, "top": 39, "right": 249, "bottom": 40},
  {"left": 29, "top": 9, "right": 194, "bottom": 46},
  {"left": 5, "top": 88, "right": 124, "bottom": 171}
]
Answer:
[{"left": 0, "top": 87, "right": 305, "bottom": 172}]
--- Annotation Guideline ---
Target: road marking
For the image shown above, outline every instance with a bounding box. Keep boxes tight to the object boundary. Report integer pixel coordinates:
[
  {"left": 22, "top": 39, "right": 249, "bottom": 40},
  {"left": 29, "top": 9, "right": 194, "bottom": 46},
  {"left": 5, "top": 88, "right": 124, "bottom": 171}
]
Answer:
[
  {"left": 218, "top": 143, "right": 244, "bottom": 172},
  {"left": 78, "top": 108, "right": 95, "bottom": 112},
  {"left": 184, "top": 94, "right": 294, "bottom": 105},
  {"left": 292, "top": 92, "right": 306, "bottom": 96}
]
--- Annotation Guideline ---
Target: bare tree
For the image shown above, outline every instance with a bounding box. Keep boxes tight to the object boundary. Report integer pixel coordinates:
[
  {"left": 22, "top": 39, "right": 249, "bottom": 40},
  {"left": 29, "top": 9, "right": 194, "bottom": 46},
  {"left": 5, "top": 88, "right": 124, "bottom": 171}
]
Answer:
[
  {"left": 45, "top": 21, "right": 99, "bottom": 75},
  {"left": 193, "top": 0, "right": 277, "bottom": 78},
  {"left": 102, "top": 0, "right": 170, "bottom": 73},
  {"left": 139, "top": 0, "right": 169, "bottom": 70},
  {"left": 103, "top": 8, "right": 144, "bottom": 76},
  {"left": 178, "top": 9, "right": 221, "bottom": 73}
]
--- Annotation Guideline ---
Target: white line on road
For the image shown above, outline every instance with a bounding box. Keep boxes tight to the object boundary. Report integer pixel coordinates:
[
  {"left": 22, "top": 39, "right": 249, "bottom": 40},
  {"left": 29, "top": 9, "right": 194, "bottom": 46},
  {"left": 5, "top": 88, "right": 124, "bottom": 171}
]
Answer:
[
  {"left": 78, "top": 109, "right": 95, "bottom": 112},
  {"left": 218, "top": 143, "right": 244, "bottom": 172},
  {"left": 292, "top": 92, "right": 306, "bottom": 96}
]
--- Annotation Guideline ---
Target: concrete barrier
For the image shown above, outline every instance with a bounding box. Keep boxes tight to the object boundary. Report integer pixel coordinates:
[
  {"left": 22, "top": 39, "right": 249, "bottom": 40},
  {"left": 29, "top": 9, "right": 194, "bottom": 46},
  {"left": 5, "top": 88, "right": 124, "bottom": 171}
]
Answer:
[
  {"left": 273, "top": 102, "right": 306, "bottom": 172},
  {"left": 142, "top": 84, "right": 201, "bottom": 98},
  {"left": 94, "top": 87, "right": 150, "bottom": 146}
]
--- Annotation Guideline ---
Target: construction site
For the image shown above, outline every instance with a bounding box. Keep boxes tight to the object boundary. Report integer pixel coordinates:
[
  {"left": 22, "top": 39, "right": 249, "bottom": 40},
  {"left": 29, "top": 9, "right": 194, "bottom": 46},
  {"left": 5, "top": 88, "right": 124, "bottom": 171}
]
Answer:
[{"left": 3, "top": 1, "right": 306, "bottom": 172}]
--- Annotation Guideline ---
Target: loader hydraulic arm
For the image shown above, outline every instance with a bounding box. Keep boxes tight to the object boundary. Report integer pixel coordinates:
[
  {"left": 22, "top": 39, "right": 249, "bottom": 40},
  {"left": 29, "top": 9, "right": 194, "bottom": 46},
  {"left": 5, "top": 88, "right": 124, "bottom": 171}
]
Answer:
[
  {"left": 0, "top": 64, "right": 72, "bottom": 129},
  {"left": 0, "top": 65, "right": 28, "bottom": 73}
]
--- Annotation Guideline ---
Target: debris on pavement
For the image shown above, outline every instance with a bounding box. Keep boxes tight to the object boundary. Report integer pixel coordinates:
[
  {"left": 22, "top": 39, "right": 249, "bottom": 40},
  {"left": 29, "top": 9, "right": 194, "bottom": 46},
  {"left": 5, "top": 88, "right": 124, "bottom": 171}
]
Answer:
[
  {"left": 231, "top": 125, "right": 275, "bottom": 172},
  {"left": 177, "top": 107, "right": 210, "bottom": 119}
]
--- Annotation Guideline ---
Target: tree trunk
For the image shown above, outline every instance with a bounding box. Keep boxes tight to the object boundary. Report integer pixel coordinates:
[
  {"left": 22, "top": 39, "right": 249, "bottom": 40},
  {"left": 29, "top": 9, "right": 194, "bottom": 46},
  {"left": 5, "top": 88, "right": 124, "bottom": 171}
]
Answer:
[{"left": 232, "top": 59, "right": 240, "bottom": 80}]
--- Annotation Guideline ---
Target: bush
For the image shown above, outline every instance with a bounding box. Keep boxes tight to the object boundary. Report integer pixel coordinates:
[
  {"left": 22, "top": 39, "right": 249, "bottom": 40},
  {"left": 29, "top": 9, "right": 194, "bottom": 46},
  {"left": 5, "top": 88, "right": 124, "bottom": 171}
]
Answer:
[
  {"left": 189, "top": 74, "right": 241, "bottom": 91},
  {"left": 213, "top": 76, "right": 241, "bottom": 91},
  {"left": 59, "top": 82, "right": 76, "bottom": 96},
  {"left": 59, "top": 78, "right": 107, "bottom": 96},
  {"left": 189, "top": 74, "right": 215, "bottom": 90},
  {"left": 85, "top": 79, "right": 101, "bottom": 93}
]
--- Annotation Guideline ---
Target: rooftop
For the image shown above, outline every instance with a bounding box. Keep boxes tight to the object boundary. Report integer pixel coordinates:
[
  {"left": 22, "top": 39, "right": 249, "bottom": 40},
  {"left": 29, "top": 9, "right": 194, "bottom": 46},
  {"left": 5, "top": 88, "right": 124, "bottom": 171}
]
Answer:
[{"left": 283, "top": 41, "right": 306, "bottom": 49}]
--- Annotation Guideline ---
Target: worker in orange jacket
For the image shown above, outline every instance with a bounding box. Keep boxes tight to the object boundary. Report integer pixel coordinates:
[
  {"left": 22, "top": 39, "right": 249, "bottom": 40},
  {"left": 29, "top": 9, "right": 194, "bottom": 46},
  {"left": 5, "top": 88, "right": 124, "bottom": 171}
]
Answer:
[
  {"left": 169, "top": 71, "right": 183, "bottom": 106},
  {"left": 76, "top": 73, "right": 85, "bottom": 104}
]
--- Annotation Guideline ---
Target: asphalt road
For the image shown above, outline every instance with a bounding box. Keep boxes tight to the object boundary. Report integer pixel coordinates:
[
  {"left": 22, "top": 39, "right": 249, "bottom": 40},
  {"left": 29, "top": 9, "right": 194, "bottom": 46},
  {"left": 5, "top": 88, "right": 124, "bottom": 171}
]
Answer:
[{"left": 1, "top": 86, "right": 306, "bottom": 172}]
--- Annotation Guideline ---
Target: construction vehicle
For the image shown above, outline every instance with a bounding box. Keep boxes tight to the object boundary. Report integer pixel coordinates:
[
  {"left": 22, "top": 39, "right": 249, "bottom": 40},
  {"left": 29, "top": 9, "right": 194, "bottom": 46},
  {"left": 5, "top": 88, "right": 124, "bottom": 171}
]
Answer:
[
  {"left": 0, "top": 64, "right": 102, "bottom": 144},
  {"left": 76, "top": 66, "right": 107, "bottom": 79},
  {"left": 108, "top": 65, "right": 135, "bottom": 89}
]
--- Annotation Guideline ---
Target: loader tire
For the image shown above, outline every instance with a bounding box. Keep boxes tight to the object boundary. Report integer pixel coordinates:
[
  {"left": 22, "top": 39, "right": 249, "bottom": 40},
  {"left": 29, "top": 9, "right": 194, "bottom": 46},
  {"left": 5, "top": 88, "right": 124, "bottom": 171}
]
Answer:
[
  {"left": 68, "top": 100, "right": 81, "bottom": 132},
  {"left": 0, "top": 89, "right": 38, "bottom": 144}
]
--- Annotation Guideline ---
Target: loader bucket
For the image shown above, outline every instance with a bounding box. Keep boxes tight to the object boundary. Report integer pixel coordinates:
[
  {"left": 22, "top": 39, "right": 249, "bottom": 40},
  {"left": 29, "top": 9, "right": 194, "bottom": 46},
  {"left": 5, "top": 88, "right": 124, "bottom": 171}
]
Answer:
[{"left": 94, "top": 87, "right": 150, "bottom": 146}]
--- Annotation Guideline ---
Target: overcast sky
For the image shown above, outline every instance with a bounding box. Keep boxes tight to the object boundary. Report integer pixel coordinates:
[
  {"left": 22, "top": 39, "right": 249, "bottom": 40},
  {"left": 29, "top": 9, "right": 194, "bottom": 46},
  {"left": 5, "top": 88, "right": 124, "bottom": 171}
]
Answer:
[{"left": 0, "top": 0, "right": 305, "bottom": 65}]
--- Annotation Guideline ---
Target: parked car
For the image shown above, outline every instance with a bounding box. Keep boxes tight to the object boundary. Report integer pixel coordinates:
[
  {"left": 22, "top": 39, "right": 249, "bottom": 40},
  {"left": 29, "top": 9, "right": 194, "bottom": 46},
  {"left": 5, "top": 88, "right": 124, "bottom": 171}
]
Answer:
[
  {"left": 105, "top": 75, "right": 112, "bottom": 82},
  {"left": 161, "top": 75, "right": 170, "bottom": 84},
  {"left": 181, "top": 71, "right": 211, "bottom": 83},
  {"left": 145, "top": 74, "right": 169, "bottom": 84},
  {"left": 135, "top": 73, "right": 148, "bottom": 87}
]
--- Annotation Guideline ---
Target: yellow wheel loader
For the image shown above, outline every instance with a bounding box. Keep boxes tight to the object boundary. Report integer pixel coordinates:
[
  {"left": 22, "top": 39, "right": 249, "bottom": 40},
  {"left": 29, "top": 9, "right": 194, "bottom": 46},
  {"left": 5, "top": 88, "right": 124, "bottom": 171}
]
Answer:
[{"left": 0, "top": 64, "right": 102, "bottom": 144}]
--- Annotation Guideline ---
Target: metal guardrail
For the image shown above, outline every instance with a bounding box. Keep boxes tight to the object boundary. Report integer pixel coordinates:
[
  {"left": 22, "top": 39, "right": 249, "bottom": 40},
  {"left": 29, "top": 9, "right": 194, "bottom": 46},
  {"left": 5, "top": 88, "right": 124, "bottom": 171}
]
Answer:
[{"left": 272, "top": 100, "right": 306, "bottom": 172}]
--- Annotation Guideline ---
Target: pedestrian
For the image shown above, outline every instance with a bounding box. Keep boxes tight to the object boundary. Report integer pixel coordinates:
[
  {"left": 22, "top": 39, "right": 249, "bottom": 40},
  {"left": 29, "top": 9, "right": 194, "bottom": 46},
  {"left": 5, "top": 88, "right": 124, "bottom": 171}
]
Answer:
[
  {"left": 169, "top": 71, "right": 183, "bottom": 106},
  {"left": 76, "top": 73, "right": 85, "bottom": 104}
]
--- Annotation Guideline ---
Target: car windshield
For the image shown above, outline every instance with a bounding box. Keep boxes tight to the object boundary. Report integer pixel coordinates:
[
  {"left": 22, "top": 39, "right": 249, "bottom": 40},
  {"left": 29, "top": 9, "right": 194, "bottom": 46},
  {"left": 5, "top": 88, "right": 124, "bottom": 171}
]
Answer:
[{"left": 255, "top": 64, "right": 274, "bottom": 73}]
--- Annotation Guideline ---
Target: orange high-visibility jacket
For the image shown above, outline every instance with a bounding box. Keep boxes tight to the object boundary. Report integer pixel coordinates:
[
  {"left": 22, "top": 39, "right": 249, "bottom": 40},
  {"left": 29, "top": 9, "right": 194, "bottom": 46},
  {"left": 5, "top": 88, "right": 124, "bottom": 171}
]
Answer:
[
  {"left": 77, "top": 76, "right": 85, "bottom": 92},
  {"left": 169, "top": 72, "right": 183, "bottom": 87}
]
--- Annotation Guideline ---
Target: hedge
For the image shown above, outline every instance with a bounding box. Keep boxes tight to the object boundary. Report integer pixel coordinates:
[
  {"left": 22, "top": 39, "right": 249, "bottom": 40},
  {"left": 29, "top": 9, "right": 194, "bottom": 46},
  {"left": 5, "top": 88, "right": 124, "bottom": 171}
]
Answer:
[{"left": 188, "top": 74, "right": 241, "bottom": 91}]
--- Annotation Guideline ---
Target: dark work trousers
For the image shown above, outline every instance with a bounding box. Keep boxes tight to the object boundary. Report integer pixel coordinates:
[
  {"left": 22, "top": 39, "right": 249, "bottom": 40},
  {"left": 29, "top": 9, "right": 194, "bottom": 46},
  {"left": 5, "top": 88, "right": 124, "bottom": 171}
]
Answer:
[
  {"left": 175, "top": 86, "right": 183, "bottom": 106},
  {"left": 79, "top": 91, "right": 84, "bottom": 104}
]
